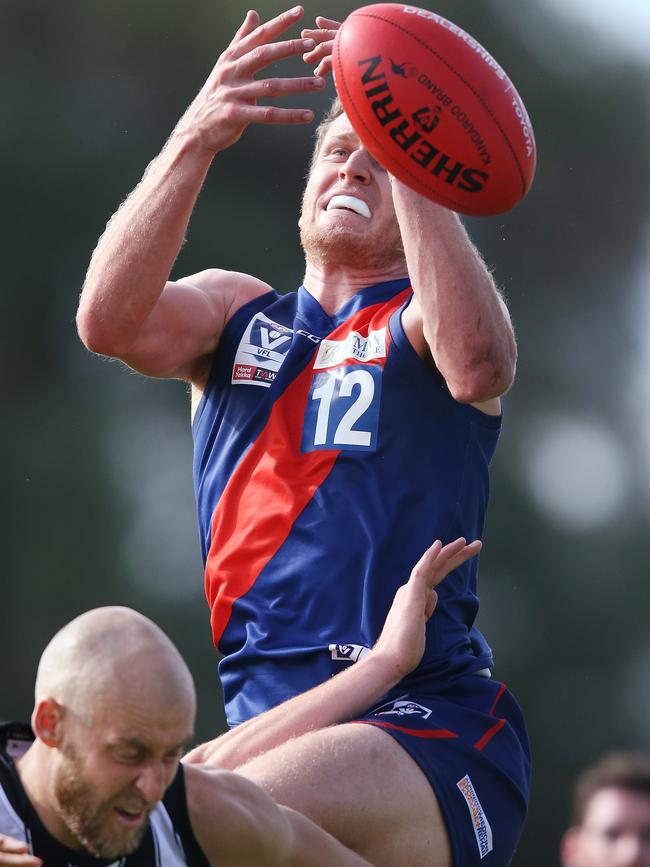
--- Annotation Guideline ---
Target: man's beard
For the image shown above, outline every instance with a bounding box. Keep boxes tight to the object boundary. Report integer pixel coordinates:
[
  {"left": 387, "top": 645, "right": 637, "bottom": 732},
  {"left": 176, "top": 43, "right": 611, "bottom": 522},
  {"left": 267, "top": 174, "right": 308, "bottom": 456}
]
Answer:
[
  {"left": 300, "top": 215, "right": 406, "bottom": 272},
  {"left": 53, "top": 745, "right": 151, "bottom": 859}
]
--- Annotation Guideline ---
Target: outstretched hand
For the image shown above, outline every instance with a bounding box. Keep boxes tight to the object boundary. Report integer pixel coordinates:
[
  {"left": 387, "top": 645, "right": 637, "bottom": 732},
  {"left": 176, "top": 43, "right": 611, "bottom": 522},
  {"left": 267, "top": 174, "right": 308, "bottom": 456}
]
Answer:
[
  {"left": 176, "top": 7, "right": 326, "bottom": 155},
  {"left": 372, "top": 538, "right": 482, "bottom": 680},
  {"left": 301, "top": 16, "right": 341, "bottom": 78}
]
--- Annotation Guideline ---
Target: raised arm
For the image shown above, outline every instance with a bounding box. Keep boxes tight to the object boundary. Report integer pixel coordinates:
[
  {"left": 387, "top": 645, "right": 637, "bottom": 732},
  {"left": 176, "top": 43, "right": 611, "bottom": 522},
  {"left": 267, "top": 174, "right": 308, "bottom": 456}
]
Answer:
[
  {"left": 393, "top": 185, "right": 517, "bottom": 405},
  {"left": 303, "top": 16, "right": 517, "bottom": 406},
  {"left": 76, "top": 7, "right": 325, "bottom": 381},
  {"left": 184, "top": 538, "right": 481, "bottom": 771}
]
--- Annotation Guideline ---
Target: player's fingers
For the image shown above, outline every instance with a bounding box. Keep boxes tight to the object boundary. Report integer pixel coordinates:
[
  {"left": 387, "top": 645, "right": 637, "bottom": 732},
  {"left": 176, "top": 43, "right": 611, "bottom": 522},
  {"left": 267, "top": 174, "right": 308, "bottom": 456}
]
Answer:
[
  {"left": 313, "top": 56, "right": 334, "bottom": 78},
  {"left": 235, "top": 103, "right": 315, "bottom": 125},
  {"left": 440, "top": 539, "right": 482, "bottom": 575},
  {"left": 315, "top": 16, "right": 341, "bottom": 29},
  {"left": 407, "top": 539, "right": 443, "bottom": 588},
  {"left": 440, "top": 538, "right": 481, "bottom": 561},
  {"left": 230, "top": 6, "right": 304, "bottom": 60},
  {"left": 437, "top": 536, "right": 467, "bottom": 567},
  {"left": 411, "top": 537, "right": 481, "bottom": 592},
  {"left": 237, "top": 75, "right": 326, "bottom": 100},
  {"left": 229, "top": 9, "right": 261, "bottom": 45},
  {"left": 235, "top": 36, "right": 317, "bottom": 75},
  {"left": 302, "top": 38, "right": 334, "bottom": 64},
  {"left": 0, "top": 837, "right": 28, "bottom": 854},
  {"left": 0, "top": 837, "right": 42, "bottom": 866},
  {"left": 300, "top": 27, "right": 337, "bottom": 42},
  {"left": 0, "top": 857, "right": 43, "bottom": 866},
  {"left": 430, "top": 540, "right": 481, "bottom": 584}
]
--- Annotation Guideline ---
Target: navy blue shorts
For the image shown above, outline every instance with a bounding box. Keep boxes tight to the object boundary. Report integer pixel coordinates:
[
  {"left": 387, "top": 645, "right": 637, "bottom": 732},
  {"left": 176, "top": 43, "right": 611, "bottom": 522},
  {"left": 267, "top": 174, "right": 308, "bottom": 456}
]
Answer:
[{"left": 352, "top": 675, "right": 531, "bottom": 867}]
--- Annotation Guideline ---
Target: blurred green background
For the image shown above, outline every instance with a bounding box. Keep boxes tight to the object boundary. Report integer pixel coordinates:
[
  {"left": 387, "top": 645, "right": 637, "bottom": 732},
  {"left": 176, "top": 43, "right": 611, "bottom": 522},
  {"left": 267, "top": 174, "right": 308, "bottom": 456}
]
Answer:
[{"left": 2, "top": 0, "right": 649, "bottom": 863}]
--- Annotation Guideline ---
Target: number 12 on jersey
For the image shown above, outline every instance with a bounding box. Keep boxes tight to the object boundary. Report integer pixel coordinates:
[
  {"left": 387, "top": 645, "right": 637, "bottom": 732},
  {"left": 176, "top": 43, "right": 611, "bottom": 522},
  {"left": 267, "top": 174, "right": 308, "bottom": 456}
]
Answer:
[{"left": 301, "top": 364, "right": 382, "bottom": 452}]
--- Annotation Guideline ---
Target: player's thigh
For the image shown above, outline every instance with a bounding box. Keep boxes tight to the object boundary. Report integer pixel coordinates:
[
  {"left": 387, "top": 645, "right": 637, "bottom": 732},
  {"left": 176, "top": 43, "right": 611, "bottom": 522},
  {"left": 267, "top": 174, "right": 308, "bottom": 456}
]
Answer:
[{"left": 236, "top": 721, "right": 451, "bottom": 867}]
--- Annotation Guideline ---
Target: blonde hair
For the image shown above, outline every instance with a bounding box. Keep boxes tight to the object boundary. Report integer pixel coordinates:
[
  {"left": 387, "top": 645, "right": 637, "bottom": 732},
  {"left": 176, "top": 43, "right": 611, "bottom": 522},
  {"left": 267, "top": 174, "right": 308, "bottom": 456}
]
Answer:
[{"left": 307, "top": 96, "right": 345, "bottom": 174}]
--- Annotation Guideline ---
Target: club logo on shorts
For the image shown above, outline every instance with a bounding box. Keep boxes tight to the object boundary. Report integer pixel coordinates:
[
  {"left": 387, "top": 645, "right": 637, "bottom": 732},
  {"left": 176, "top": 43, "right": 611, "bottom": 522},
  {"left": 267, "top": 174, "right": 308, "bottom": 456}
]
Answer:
[
  {"left": 232, "top": 313, "right": 294, "bottom": 387},
  {"left": 457, "top": 774, "right": 493, "bottom": 859},
  {"left": 374, "top": 699, "right": 433, "bottom": 719},
  {"left": 329, "top": 643, "right": 371, "bottom": 663}
]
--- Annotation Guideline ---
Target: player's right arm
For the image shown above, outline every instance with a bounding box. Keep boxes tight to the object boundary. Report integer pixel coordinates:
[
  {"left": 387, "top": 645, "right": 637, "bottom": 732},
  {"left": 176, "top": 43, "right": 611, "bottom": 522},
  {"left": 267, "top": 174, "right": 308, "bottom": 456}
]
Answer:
[
  {"left": 76, "top": 7, "right": 325, "bottom": 383},
  {"left": 184, "top": 764, "right": 373, "bottom": 866}
]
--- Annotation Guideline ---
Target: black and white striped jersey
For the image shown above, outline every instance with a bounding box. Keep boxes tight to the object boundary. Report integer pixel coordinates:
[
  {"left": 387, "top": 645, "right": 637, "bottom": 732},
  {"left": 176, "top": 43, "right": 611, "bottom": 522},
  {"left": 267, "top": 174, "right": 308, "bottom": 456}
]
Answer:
[{"left": 0, "top": 722, "right": 210, "bottom": 867}]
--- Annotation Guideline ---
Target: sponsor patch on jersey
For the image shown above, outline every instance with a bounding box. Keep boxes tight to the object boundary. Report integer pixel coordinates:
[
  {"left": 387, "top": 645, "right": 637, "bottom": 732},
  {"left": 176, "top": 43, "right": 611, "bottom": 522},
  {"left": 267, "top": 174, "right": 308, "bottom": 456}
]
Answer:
[
  {"left": 375, "top": 699, "right": 433, "bottom": 719},
  {"left": 313, "top": 327, "right": 387, "bottom": 370},
  {"left": 329, "top": 643, "right": 371, "bottom": 663},
  {"left": 457, "top": 774, "right": 494, "bottom": 859},
  {"left": 232, "top": 313, "right": 294, "bottom": 387}
]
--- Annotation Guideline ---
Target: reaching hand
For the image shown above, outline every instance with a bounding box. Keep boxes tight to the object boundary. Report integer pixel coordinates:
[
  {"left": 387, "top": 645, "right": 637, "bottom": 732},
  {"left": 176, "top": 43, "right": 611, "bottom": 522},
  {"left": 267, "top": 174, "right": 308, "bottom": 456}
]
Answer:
[
  {"left": 301, "top": 16, "right": 341, "bottom": 78},
  {"left": 372, "top": 538, "right": 482, "bottom": 679},
  {"left": 175, "top": 6, "right": 326, "bottom": 155},
  {"left": 0, "top": 835, "right": 42, "bottom": 867}
]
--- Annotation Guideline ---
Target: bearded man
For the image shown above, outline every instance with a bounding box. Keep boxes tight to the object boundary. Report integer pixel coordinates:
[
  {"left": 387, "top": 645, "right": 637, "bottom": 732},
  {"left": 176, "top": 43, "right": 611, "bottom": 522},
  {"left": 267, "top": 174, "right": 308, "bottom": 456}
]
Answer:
[
  {"left": 75, "top": 8, "right": 529, "bottom": 867},
  {"left": 0, "top": 540, "right": 476, "bottom": 867}
]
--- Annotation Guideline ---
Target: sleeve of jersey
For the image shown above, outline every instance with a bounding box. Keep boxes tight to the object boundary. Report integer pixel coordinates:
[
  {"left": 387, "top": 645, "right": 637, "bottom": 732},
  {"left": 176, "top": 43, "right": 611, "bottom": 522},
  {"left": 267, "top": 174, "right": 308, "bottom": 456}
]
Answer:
[{"left": 204, "top": 287, "right": 412, "bottom": 647}]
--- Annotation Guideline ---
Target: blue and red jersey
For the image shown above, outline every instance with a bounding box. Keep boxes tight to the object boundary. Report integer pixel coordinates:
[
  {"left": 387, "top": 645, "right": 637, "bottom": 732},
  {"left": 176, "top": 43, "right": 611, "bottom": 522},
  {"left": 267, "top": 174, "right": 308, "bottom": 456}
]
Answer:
[{"left": 192, "top": 278, "right": 501, "bottom": 725}]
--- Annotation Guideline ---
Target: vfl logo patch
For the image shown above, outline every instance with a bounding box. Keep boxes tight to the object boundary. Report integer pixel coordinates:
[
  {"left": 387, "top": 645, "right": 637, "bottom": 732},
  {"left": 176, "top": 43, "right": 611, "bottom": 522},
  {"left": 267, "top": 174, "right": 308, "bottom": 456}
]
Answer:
[
  {"left": 375, "top": 699, "right": 433, "bottom": 719},
  {"left": 457, "top": 774, "right": 493, "bottom": 859},
  {"left": 314, "top": 328, "right": 387, "bottom": 370},
  {"left": 232, "top": 313, "right": 293, "bottom": 388},
  {"left": 329, "top": 643, "right": 371, "bottom": 663}
]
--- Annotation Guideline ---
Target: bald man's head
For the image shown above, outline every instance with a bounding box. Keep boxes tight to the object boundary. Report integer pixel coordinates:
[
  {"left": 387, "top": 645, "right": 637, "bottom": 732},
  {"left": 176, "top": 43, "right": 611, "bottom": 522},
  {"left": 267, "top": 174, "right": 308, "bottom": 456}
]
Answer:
[
  {"left": 22, "top": 608, "right": 196, "bottom": 859},
  {"left": 35, "top": 607, "right": 196, "bottom": 724}
]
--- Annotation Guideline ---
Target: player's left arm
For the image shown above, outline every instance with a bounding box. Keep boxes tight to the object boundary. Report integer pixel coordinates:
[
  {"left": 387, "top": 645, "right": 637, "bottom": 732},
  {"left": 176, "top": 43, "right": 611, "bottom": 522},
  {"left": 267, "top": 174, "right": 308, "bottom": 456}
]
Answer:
[
  {"left": 302, "top": 17, "right": 517, "bottom": 407},
  {"left": 183, "top": 538, "right": 480, "bottom": 771},
  {"left": 392, "top": 181, "right": 517, "bottom": 407}
]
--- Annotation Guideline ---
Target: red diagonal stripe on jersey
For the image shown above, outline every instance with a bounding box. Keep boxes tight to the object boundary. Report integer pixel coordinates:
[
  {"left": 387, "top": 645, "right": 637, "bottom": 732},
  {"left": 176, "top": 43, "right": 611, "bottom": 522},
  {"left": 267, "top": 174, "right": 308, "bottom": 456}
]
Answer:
[
  {"left": 354, "top": 720, "right": 459, "bottom": 739},
  {"left": 205, "top": 288, "right": 411, "bottom": 646}
]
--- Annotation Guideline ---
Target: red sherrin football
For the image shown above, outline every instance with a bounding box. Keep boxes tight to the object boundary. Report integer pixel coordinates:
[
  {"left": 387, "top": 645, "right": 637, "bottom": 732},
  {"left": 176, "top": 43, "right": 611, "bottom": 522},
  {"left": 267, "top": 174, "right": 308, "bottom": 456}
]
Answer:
[{"left": 332, "top": 4, "right": 536, "bottom": 216}]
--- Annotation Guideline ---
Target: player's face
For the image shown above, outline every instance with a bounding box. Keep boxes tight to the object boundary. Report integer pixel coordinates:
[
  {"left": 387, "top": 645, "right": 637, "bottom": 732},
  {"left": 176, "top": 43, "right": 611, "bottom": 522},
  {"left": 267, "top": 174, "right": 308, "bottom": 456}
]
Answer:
[
  {"left": 299, "top": 112, "right": 405, "bottom": 270},
  {"left": 565, "top": 788, "right": 650, "bottom": 867},
  {"left": 52, "top": 700, "right": 193, "bottom": 859}
]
